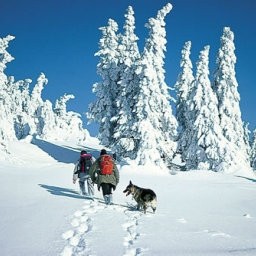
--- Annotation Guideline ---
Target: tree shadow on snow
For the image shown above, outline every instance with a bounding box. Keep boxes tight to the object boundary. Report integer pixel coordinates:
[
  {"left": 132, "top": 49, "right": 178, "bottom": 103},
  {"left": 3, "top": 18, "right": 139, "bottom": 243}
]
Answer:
[
  {"left": 32, "top": 138, "right": 78, "bottom": 163},
  {"left": 32, "top": 137, "right": 101, "bottom": 163},
  {"left": 63, "top": 144, "right": 102, "bottom": 160},
  {"left": 39, "top": 184, "right": 85, "bottom": 199},
  {"left": 32, "top": 138, "right": 104, "bottom": 164},
  {"left": 235, "top": 175, "right": 256, "bottom": 183},
  {"left": 32, "top": 137, "right": 126, "bottom": 166}
]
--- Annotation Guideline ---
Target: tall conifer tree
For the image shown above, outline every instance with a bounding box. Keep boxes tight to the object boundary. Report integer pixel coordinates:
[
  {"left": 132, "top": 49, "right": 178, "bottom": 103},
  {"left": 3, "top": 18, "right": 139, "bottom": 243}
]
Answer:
[
  {"left": 111, "top": 6, "right": 141, "bottom": 157},
  {"left": 175, "top": 41, "right": 194, "bottom": 159},
  {"left": 88, "top": 19, "right": 120, "bottom": 146},
  {"left": 0, "top": 35, "right": 16, "bottom": 143},
  {"left": 213, "top": 27, "right": 249, "bottom": 163},
  {"left": 131, "top": 3, "right": 177, "bottom": 166},
  {"left": 184, "top": 46, "right": 231, "bottom": 170},
  {"left": 250, "top": 129, "right": 256, "bottom": 169}
]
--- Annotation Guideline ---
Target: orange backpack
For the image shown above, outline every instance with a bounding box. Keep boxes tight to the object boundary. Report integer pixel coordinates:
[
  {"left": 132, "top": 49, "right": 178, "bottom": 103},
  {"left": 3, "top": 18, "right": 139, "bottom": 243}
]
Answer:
[{"left": 99, "top": 155, "right": 114, "bottom": 175}]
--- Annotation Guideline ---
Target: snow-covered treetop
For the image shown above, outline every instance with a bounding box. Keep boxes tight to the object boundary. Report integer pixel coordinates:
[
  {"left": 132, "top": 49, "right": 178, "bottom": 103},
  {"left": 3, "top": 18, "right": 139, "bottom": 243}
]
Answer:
[
  {"left": 55, "top": 93, "right": 75, "bottom": 116},
  {"left": 196, "top": 45, "right": 210, "bottom": 78},
  {"left": 180, "top": 41, "right": 192, "bottom": 69},
  {"left": 96, "top": 19, "right": 119, "bottom": 60},
  {"left": 120, "top": 5, "right": 140, "bottom": 66},
  {"left": 123, "top": 6, "right": 137, "bottom": 40},
  {"left": 31, "top": 73, "right": 48, "bottom": 103},
  {"left": 223, "top": 27, "right": 234, "bottom": 41},
  {"left": 0, "top": 35, "right": 15, "bottom": 73},
  {"left": 216, "top": 27, "right": 236, "bottom": 73},
  {"left": 156, "top": 3, "right": 173, "bottom": 23}
]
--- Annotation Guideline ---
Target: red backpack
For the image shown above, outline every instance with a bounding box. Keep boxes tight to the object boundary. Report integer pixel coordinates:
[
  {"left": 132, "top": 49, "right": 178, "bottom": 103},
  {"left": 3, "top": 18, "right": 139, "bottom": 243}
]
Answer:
[{"left": 99, "top": 155, "right": 114, "bottom": 175}]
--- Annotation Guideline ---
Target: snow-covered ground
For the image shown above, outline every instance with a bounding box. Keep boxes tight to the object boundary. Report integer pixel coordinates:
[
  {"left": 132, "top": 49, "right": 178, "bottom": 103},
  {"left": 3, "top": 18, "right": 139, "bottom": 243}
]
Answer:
[{"left": 0, "top": 138, "right": 256, "bottom": 256}]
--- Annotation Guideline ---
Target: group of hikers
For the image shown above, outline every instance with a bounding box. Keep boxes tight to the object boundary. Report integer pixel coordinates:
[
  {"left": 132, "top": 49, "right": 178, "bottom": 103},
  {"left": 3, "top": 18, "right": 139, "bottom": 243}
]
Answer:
[{"left": 73, "top": 149, "right": 119, "bottom": 205}]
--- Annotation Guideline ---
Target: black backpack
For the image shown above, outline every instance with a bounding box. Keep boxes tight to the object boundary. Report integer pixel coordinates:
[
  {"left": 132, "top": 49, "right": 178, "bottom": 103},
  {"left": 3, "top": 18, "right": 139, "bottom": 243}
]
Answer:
[{"left": 78, "top": 153, "right": 92, "bottom": 174}]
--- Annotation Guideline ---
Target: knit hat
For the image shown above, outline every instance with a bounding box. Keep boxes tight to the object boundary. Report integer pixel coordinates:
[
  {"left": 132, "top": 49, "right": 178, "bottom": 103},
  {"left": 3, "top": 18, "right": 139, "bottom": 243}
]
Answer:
[
  {"left": 80, "top": 150, "right": 87, "bottom": 155},
  {"left": 100, "top": 149, "right": 107, "bottom": 155}
]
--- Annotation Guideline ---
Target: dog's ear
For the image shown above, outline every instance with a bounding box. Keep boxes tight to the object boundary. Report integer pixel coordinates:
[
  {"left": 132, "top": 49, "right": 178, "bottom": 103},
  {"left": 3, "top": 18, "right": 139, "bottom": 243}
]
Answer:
[{"left": 129, "top": 180, "right": 132, "bottom": 185}]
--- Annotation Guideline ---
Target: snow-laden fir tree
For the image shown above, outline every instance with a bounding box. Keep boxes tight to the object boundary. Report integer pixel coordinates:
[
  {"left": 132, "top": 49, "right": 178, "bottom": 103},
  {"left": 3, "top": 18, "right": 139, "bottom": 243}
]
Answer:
[
  {"left": 15, "top": 78, "right": 33, "bottom": 139},
  {"left": 49, "top": 94, "right": 89, "bottom": 141},
  {"left": 0, "top": 35, "right": 15, "bottom": 79},
  {"left": 11, "top": 73, "right": 54, "bottom": 139},
  {"left": 213, "top": 27, "right": 249, "bottom": 163},
  {"left": 29, "top": 73, "right": 48, "bottom": 136},
  {"left": 184, "top": 46, "right": 236, "bottom": 171},
  {"left": 111, "top": 6, "right": 141, "bottom": 158},
  {"left": 174, "top": 41, "right": 194, "bottom": 158},
  {"left": 250, "top": 129, "right": 256, "bottom": 170},
  {"left": 12, "top": 78, "right": 32, "bottom": 139},
  {"left": 243, "top": 122, "right": 250, "bottom": 156},
  {"left": 87, "top": 19, "right": 120, "bottom": 147},
  {"left": 0, "top": 35, "right": 17, "bottom": 145},
  {"left": 39, "top": 100, "right": 55, "bottom": 137},
  {"left": 131, "top": 3, "right": 178, "bottom": 166}
]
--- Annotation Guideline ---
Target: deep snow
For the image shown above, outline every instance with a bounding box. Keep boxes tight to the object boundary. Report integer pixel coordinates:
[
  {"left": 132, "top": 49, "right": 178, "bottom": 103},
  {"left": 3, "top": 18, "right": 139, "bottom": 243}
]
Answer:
[{"left": 0, "top": 138, "right": 256, "bottom": 256}]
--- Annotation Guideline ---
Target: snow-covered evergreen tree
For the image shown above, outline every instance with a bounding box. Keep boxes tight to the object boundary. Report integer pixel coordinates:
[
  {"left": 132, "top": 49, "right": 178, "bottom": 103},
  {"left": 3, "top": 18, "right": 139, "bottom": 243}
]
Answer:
[
  {"left": 174, "top": 41, "right": 194, "bottom": 157},
  {"left": 0, "top": 36, "right": 17, "bottom": 145},
  {"left": 147, "top": 3, "right": 178, "bottom": 145},
  {"left": 184, "top": 46, "right": 231, "bottom": 170},
  {"left": 13, "top": 78, "right": 32, "bottom": 139},
  {"left": 49, "top": 94, "right": 89, "bottom": 142},
  {"left": 29, "top": 73, "right": 48, "bottom": 136},
  {"left": 131, "top": 3, "right": 178, "bottom": 166},
  {"left": 250, "top": 129, "right": 256, "bottom": 170},
  {"left": 39, "top": 100, "right": 55, "bottom": 137},
  {"left": 111, "top": 6, "right": 141, "bottom": 157},
  {"left": 87, "top": 19, "right": 120, "bottom": 147},
  {"left": 213, "top": 27, "right": 249, "bottom": 162},
  {"left": 119, "top": 6, "right": 140, "bottom": 68},
  {"left": 0, "top": 35, "right": 15, "bottom": 78},
  {"left": 243, "top": 122, "right": 251, "bottom": 156},
  {"left": 54, "top": 93, "right": 74, "bottom": 117}
]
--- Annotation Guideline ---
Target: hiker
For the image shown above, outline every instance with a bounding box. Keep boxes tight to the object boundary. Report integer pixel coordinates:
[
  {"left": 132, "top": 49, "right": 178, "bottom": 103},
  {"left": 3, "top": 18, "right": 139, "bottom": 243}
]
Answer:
[
  {"left": 89, "top": 149, "right": 119, "bottom": 205},
  {"left": 73, "top": 150, "right": 94, "bottom": 198}
]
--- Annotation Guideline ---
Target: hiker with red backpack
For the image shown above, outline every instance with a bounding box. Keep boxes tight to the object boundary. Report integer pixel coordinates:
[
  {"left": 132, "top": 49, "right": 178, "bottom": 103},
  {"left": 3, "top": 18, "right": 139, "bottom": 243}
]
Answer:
[
  {"left": 73, "top": 150, "right": 94, "bottom": 199},
  {"left": 89, "top": 149, "right": 119, "bottom": 205}
]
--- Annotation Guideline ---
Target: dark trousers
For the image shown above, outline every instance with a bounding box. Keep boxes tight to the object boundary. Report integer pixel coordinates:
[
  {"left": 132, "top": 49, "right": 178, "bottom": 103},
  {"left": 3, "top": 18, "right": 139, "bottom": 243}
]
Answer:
[{"left": 101, "top": 183, "right": 113, "bottom": 196}]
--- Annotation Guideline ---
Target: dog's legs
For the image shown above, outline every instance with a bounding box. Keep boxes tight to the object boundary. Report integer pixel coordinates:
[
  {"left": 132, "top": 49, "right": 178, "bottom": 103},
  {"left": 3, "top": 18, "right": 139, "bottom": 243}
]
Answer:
[{"left": 151, "top": 199, "right": 157, "bottom": 213}]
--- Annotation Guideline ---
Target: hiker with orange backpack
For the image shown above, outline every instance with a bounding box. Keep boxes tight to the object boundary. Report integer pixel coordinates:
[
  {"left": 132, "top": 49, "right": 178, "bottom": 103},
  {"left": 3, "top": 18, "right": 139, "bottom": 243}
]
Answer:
[{"left": 89, "top": 149, "right": 119, "bottom": 205}]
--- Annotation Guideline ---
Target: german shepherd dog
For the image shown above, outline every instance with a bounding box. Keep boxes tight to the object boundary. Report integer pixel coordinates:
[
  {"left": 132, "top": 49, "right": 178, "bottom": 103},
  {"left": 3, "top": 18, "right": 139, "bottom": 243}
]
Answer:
[{"left": 123, "top": 181, "right": 157, "bottom": 214}]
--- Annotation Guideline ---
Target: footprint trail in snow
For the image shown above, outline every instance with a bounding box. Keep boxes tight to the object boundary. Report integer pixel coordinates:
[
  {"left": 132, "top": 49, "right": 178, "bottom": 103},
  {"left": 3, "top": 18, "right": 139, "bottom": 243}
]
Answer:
[
  {"left": 61, "top": 199, "right": 147, "bottom": 256},
  {"left": 123, "top": 209, "right": 143, "bottom": 256},
  {"left": 61, "top": 200, "right": 105, "bottom": 256}
]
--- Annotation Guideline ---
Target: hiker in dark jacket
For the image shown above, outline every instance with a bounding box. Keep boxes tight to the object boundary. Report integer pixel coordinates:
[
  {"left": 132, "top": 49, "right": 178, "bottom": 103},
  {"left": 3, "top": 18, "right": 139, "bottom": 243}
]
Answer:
[
  {"left": 89, "top": 149, "right": 119, "bottom": 204},
  {"left": 73, "top": 150, "right": 94, "bottom": 198}
]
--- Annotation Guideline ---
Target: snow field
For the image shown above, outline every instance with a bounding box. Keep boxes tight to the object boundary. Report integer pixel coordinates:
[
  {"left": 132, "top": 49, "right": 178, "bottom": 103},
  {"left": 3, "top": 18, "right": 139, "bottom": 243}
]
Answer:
[{"left": 1, "top": 140, "right": 256, "bottom": 255}]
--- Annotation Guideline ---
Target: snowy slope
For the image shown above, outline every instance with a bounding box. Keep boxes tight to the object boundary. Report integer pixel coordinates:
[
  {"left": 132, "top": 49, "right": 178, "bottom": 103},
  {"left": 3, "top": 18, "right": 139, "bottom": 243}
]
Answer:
[{"left": 0, "top": 139, "right": 256, "bottom": 256}]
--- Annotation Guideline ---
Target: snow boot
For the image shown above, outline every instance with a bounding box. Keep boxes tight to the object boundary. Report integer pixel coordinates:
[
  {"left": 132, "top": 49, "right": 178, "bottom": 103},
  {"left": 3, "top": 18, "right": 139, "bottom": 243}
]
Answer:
[
  {"left": 104, "top": 195, "right": 110, "bottom": 204},
  {"left": 108, "top": 194, "right": 113, "bottom": 205},
  {"left": 79, "top": 181, "right": 86, "bottom": 196}
]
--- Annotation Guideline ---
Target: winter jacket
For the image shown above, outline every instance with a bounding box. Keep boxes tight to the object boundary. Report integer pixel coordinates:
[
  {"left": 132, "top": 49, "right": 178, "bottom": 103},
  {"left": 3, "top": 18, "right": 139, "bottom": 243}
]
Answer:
[
  {"left": 89, "top": 154, "right": 119, "bottom": 190},
  {"left": 73, "top": 153, "right": 94, "bottom": 183}
]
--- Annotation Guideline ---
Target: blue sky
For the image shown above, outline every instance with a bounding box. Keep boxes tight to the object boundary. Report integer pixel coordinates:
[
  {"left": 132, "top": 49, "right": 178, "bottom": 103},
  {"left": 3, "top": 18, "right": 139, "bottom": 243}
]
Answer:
[{"left": 1, "top": 0, "right": 256, "bottom": 137}]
